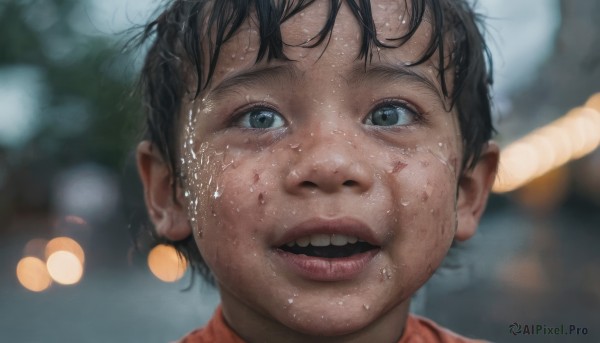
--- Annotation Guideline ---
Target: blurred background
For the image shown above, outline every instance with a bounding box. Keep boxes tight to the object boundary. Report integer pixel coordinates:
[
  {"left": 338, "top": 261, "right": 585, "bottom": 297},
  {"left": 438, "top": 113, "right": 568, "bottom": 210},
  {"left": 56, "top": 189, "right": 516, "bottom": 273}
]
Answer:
[{"left": 0, "top": 0, "right": 598, "bottom": 342}]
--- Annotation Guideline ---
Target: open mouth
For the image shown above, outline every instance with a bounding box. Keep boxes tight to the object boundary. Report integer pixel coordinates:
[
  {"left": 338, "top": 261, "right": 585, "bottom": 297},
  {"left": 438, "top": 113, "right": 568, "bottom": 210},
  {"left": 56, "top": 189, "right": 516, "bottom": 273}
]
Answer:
[{"left": 279, "top": 234, "right": 378, "bottom": 258}]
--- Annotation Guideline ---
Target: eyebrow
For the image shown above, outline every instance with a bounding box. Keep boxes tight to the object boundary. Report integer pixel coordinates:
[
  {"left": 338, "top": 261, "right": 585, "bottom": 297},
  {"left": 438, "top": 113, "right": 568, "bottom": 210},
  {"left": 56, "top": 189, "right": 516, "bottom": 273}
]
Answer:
[
  {"left": 207, "top": 64, "right": 302, "bottom": 100},
  {"left": 347, "top": 64, "right": 446, "bottom": 106}
]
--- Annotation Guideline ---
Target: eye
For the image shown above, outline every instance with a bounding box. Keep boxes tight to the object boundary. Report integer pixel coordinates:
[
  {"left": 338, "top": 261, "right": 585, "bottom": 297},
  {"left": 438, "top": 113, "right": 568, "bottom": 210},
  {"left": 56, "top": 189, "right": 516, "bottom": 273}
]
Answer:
[
  {"left": 366, "top": 103, "right": 419, "bottom": 127},
  {"left": 237, "top": 108, "right": 285, "bottom": 129}
]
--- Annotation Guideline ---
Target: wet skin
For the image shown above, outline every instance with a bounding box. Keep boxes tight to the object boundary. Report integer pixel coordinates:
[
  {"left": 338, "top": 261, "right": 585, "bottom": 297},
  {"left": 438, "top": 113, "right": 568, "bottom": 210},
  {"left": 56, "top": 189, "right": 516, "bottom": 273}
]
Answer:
[{"left": 138, "top": 1, "right": 498, "bottom": 342}]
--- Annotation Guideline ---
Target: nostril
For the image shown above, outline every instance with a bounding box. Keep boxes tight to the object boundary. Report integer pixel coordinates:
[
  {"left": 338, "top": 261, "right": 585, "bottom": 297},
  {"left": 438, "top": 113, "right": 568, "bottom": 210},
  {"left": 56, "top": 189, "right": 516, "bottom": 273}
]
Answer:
[
  {"left": 343, "top": 180, "right": 358, "bottom": 187},
  {"left": 300, "top": 181, "right": 318, "bottom": 188}
]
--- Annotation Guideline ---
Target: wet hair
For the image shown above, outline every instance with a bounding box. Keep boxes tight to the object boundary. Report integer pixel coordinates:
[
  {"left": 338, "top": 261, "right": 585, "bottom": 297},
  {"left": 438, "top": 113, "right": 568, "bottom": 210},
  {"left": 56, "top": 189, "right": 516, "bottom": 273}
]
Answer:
[{"left": 134, "top": 0, "right": 494, "bottom": 281}]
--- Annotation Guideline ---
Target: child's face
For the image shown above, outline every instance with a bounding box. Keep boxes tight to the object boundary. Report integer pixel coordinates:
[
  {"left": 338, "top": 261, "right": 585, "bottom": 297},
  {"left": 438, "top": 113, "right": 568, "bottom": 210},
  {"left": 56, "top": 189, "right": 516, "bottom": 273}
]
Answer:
[{"left": 141, "top": 0, "right": 497, "bottom": 338}]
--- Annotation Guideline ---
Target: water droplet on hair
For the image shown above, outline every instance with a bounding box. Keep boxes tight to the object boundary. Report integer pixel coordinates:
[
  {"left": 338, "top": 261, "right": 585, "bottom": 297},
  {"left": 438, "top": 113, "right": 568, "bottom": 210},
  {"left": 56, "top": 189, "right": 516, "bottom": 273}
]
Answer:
[{"left": 184, "top": 190, "right": 190, "bottom": 198}]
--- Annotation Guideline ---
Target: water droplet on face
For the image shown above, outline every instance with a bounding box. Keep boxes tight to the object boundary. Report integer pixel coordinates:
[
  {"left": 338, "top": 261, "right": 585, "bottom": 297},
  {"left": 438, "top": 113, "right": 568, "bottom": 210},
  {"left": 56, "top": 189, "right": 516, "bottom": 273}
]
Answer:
[
  {"left": 288, "top": 298, "right": 294, "bottom": 304},
  {"left": 363, "top": 304, "right": 370, "bottom": 310},
  {"left": 338, "top": 301, "right": 344, "bottom": 306},
  {"left": 213, "top": 185, "right": 222, "bottom": 199},
  {"left": 380, "top": 267, "right": 392, "bottom": 280},
  {"left": 400, "top": 198, "right": 410, "bottom": 206}
]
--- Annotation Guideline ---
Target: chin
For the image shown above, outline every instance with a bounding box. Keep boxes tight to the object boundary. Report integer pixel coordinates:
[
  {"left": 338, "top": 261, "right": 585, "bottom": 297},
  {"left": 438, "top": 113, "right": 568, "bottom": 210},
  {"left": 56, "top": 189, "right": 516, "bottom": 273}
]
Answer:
[{"left": 279, "top": 304, "right": 375, "bottom": 337}]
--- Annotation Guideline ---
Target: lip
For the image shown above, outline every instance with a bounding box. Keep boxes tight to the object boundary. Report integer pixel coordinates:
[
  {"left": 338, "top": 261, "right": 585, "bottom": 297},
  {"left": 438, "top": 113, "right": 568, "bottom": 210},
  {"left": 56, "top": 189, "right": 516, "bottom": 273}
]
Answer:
[
  {"left": 275, "top": 249, "right": 379, "bottom": 281},
  {"left": 272, "top": 217, "right": 381, "bottom": 281},
  {"left": 273, "top": 217, "right": 381, "bottom": 247}
]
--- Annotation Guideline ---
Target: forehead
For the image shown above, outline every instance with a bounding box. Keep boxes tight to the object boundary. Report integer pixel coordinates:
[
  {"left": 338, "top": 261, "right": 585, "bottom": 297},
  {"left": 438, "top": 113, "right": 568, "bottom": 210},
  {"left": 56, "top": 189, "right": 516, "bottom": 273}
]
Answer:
[{"left": 202, "top": 0, "right": 441, "bottom": 92}]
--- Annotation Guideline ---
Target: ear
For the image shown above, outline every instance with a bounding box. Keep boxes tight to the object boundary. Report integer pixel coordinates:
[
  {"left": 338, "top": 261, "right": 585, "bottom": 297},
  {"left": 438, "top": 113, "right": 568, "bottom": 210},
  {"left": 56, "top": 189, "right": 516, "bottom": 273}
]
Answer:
[
  {"left": 137, "top": 141, "right": 192, "bottom": 241},
  {"left": 455, "top": 141, "right": 499, "bottom": 241}
]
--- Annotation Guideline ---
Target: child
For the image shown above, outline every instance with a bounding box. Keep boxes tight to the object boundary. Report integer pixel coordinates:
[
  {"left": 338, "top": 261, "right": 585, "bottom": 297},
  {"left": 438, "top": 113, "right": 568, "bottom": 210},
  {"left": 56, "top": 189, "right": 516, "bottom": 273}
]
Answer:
[{"left": 135, "top": 0, "right": 499, "bottom": 341}]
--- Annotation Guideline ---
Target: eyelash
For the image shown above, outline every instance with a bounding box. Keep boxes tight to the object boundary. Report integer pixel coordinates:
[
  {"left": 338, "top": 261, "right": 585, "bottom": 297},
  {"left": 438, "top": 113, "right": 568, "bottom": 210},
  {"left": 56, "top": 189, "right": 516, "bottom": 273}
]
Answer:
[
  {"left": 231, "top": 103, "right": 286, "bottom": 129},
  {"left": 365, "top": 99, "right": 426, "bottom": 127},
  {"left": 229, "top": 99, "right": 426, "bottom": 129}
]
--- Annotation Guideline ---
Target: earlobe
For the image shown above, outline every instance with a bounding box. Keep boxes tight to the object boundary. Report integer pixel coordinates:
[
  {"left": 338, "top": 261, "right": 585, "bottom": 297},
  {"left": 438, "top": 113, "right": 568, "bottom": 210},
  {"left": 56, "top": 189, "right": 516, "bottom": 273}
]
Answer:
[
  {"left": 137, "top": 141, "right": 192, "bottom": 241},
  {"left": 455, "top": 141, "right": 499, "bottom": 241}
]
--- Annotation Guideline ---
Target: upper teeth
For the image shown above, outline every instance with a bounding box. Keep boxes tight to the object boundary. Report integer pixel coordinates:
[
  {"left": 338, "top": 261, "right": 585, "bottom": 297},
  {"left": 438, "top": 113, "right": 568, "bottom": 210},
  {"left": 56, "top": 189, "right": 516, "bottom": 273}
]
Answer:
[{"left": 286, "top": 234, "right": 361, "bottom": 247}]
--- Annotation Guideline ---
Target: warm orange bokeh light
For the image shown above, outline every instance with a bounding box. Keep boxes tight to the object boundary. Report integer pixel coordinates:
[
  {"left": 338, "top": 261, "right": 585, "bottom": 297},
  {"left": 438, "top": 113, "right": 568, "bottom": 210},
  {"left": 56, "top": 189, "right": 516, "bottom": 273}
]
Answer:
[
  {"left": 147, "top": 244, "right": 187, "bottom": 282},
  {"left": 23, "top": 238, "right": 49, "bottom": 259},
  {"left": 45, "top": 237, "right": 85, "bottom": 265},
  {"left": 46, "top": 251, "right": 84, "bottom": 285},
  {"left": 16, "top": 257, "right": 52, "bottom": 292},
  {"left": 585, "top": 92, "right": 600, "bottom": 112},
  {"left": 494, "top": 102, "right": 600, "bottom": 193}
]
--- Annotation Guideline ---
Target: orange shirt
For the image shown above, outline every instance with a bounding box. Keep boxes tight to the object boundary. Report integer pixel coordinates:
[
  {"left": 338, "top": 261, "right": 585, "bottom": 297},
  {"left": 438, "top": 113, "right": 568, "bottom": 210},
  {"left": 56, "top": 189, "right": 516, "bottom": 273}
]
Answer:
[{"left": 176, "top": 307, "right": 487, "bottom": 343}]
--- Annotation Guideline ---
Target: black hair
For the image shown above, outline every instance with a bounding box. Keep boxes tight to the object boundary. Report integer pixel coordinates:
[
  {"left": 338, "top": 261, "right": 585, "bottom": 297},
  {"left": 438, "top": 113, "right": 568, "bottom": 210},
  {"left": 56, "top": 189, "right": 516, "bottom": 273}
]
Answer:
[{"left": 134, "top": 0, "right": 494, "bottom": 282}]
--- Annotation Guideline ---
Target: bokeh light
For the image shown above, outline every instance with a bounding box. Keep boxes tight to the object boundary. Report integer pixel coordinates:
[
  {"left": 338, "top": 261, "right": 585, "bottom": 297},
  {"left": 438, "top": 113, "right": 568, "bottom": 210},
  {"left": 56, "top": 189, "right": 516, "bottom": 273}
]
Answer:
[
  {"left": 16, "top": 257, "right": 52, "bottom": 292},
  {"left": 494, "top": 95, "right": 600, "bottom": 193},
  {"left": 23, "top": 238, "right": 49, "bottom": 259},
  {"left": 64, "top": 215, "right": 87, "bottom": 226},
  {"left": 46, "top": 251, "right": 84, "bottom": 285},
  {"left": 147, "top": 244, "right": 187, "bottom": 282},
  {"left": 586, "top": 92, "right": 600, "bottom": 112},
  {"left": 45, "top": 236, "right": 85, "bottom": 265}
]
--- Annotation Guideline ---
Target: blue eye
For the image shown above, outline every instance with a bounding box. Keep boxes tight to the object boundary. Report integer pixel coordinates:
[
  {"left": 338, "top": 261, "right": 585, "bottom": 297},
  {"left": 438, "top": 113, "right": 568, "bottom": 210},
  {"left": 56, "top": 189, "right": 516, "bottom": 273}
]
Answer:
[
  {"left": 238, "top": 108, "right": 285, "bottom": 129},
  {"left": 366, "top": 104, "right": 418, "bottom": 126}
]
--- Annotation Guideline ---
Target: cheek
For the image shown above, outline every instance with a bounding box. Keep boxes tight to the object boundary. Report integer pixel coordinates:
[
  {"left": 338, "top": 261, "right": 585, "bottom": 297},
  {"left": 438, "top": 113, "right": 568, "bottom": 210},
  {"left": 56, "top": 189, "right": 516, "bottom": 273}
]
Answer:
[
  {"left": 184, "top": 145, "right": 279, "bottom": 273},
  {"left": 383, "top": 142, "right": 459, "bottom": 278}
]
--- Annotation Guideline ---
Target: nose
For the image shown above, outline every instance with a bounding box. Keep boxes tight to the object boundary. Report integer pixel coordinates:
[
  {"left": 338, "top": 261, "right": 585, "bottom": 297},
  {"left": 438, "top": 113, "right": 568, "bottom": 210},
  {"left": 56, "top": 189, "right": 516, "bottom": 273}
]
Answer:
[{"left": 283, "top": 131, "right": 374, "bottom": 195}]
